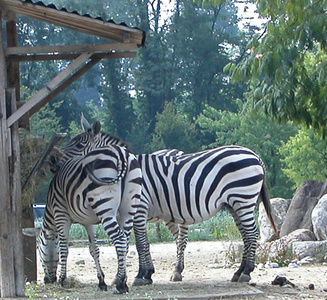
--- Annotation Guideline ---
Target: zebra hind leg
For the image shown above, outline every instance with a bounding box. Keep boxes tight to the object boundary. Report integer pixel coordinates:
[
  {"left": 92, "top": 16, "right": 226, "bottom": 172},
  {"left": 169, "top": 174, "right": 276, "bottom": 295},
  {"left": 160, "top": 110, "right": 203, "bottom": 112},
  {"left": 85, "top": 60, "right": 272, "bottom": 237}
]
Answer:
[
  {"left": 133, "top": 217, "right": 155, "bottom": 286},
  {"left": 109, "top": 226, "right": 129, "bottom": 294},
  {"left": 226, "top": 205, "right": 258, "bottom": 283},
  {"left": 166, "top": 222, "right": 189, "bottom": 282},
  {"left": 57, "top": 224, "right": 71, "bottom": 287},
  {"left": 85, "top": 225, "right": 107, "bottom": 291}
]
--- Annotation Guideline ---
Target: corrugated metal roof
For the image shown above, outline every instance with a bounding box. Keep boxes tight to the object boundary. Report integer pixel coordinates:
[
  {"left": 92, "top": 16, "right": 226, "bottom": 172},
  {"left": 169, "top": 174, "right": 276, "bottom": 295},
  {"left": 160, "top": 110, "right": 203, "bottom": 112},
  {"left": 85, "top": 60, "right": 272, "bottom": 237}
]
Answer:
[
  {"left": 1, "top": 0, "right": 146, "bottom": 45},
  {"left": 21, "top": 0, "right": 137, "bottom": 30}
]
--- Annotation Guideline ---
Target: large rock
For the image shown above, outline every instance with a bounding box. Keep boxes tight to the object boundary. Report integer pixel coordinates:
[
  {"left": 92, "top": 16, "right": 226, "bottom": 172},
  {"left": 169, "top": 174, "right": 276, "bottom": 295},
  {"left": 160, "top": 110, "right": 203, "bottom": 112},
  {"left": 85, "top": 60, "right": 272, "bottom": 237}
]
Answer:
[
  {"left": 280, "top": 180, "right": 323, "bottom": 237},
  {"left": 258, "top": 197, "right": 290, "bottom": 243},
  {"left": 312, "top": 194, "right": 327, "bottom": 240},
  {"left": 317, "top": 179, "right": 327, "bottom": 199},
  {"left": 258, "top": 229, "right": 316, "bottom": 261},
  {"left": 293, "top": 240, "right": 327, "bottom": 260}
]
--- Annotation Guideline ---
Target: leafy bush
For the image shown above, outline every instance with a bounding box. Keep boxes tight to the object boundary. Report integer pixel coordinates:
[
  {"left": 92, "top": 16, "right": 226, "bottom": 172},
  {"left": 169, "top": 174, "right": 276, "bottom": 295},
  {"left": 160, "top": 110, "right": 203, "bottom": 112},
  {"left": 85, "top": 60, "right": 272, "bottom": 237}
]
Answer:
[{"left": 279, "top": 128, "right": 327, "bottom": 188}]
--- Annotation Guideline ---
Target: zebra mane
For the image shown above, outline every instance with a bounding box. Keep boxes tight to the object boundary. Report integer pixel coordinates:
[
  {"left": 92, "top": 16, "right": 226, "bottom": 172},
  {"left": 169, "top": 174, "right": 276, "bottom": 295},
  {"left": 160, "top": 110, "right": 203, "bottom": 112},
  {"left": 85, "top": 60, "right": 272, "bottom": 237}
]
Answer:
[{"left": 99, "top": 132, "right": 131, "bottom": 150}]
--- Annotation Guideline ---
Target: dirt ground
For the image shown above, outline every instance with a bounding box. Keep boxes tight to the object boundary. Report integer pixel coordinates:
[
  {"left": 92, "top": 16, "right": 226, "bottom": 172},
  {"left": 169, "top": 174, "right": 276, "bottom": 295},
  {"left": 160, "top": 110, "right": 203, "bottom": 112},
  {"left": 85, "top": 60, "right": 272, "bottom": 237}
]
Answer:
[{"left": 30, "top": 240, "right": 327, "bottom": 299}]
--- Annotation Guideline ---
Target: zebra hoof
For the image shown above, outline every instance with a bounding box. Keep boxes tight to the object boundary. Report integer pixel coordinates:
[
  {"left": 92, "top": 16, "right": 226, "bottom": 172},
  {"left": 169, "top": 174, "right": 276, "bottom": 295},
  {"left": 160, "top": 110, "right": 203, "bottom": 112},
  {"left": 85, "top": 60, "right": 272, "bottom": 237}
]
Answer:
[
  {"left": 170, "top": 272, "right": 183, "bottom": 281},
  {"left": 113, "top": 283, "right": 129, "bottom": 294},
  {"left": 98, "top": 282, "right": 108, "bottom": 291},
  {"left": 112, "top": 276, "right": 129, "bottom": 294},
  {"left": 132, "top": 277, "right": 152, "bottom": 286},
  {"left": 238, "top": 274, "right": 251, "bottom": 283},
  {"left": 231, "top": 273, "right": 240, "bottom": 282},
  {"left": 44, "top": 276, "right": 57, "bottom": 284}
]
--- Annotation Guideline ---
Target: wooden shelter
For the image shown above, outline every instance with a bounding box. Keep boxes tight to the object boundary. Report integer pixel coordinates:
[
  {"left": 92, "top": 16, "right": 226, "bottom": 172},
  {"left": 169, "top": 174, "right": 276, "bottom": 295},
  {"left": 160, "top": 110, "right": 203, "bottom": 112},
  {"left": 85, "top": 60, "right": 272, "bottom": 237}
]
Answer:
[{"left": 0, "top": 0, "right": 145, "bottom": 297}]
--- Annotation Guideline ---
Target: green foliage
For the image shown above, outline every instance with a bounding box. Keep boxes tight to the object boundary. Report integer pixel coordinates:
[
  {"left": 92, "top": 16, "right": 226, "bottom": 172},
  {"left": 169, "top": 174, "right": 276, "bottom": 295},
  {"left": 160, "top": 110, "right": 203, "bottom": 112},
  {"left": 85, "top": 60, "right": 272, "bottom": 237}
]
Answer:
[
  {"left": 68, "top": 210, "right": 241, "bottom": 243},
  {"left": 189, "top": 210, "right": 241, "bottom": 241},
  {"left": 226, "top": 0, "right": 327, "bottom": 134},
  {"left": 30, "top": 100, "right": 64, "bottom": 139},
  {"left": 16, "top": 0, "right": 249, "bottom": 154},
  {"left": 151, "top": 102, "right": 201, "bottom": 153},
  {"left": 279, "top": 128, "right": 327, "bottom": 187},
  {"left": 197, "top": 102, "right": 298, "bottom": 197}
]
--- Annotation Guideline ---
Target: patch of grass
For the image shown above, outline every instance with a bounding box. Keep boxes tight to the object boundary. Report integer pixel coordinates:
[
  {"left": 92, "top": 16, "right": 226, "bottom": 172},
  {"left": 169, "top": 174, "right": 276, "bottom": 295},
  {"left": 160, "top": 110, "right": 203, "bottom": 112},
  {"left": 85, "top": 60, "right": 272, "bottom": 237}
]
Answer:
[
  {"left": 36, "top": 209, "right": 242, "bottom": 245},
  {"left": 189, "top": 210, "right": 241, "bottom": 241}
]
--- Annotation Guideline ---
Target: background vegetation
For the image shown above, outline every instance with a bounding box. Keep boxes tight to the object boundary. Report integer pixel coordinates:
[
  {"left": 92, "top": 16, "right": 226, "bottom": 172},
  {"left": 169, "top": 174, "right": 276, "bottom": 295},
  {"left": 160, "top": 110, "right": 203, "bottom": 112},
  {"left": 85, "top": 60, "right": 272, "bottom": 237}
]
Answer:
[{"left": 17, "top": 1, "right": 327, "bottom": 208}]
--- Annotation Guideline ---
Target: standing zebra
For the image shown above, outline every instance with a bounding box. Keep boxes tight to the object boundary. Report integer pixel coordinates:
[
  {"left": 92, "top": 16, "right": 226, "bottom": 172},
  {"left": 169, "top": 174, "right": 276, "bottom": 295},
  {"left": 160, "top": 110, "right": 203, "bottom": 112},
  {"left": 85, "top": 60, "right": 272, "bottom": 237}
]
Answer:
[
  {"left": 36, "top": 130, "right": 142, "bottom": 293},
  {"left": 132, "top": 146, "right": 278, "bottom": 285},
  {"left": 56, "top": 116, "right": 278, "bottom": 287}
]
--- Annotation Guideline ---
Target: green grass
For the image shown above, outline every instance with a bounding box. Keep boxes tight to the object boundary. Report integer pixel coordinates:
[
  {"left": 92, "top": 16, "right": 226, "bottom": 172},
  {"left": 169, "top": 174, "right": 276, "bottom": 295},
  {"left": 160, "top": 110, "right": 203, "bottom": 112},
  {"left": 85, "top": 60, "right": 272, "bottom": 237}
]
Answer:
[{"left": 62, "top": 209, "right": 241, "bottom": 244}]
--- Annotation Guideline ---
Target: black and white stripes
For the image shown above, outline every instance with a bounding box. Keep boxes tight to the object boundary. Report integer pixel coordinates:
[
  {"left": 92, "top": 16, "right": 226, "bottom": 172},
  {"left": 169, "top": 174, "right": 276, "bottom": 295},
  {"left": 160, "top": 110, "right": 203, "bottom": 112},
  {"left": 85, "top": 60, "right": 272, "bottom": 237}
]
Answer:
[
  {"left": 38, "top": 114, "right": 277, "bottom": 292},
  {"left": 38, "top": 118, "right": 142, "bottom": 294},
  {"left": 133, "top": 145, "right": 278, "bottom": 285}
]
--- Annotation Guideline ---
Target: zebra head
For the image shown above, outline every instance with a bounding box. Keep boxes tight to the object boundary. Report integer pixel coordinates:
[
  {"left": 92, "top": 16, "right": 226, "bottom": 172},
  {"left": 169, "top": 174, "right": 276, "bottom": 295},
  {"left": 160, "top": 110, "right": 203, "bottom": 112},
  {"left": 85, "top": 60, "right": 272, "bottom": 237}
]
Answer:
[
  {"left": 38, "top": 228, "right": 60, "bottom": 284},
  {"left": 62, "top": 114, "right": 102, "bottom": 160},
  {"left": 61, "top": 114, "right": 130, "bottom": 161}
]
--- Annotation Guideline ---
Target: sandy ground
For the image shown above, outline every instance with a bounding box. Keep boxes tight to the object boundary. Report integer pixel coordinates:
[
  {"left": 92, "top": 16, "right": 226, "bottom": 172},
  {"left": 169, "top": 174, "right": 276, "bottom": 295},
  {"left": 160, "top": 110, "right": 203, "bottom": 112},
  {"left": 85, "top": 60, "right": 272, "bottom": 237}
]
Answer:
[{"left": 31, "top": 240, "right": 327, "bottom": 299}]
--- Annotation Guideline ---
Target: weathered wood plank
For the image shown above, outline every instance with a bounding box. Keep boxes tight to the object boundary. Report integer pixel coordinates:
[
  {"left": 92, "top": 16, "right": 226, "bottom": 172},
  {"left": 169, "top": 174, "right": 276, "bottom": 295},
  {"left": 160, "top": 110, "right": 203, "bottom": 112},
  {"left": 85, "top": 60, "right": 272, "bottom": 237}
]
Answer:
[
  {"left": 29, "top": 56, "right": 101, "bottom": 116},
  {"left": 5, "top": 42, "right": 139, "bottom": 56},
  {"left": 6, "top": 52, "right": 93, "bottom": 127},
  {"left": 7, "top": 51, "right": 137, "bottom": 62},
  {"left": 0, "top": 11, "right": 16, "bottom": 297},
  {"left": 7, "top": 89, "right": 25, "bottom": 296}
]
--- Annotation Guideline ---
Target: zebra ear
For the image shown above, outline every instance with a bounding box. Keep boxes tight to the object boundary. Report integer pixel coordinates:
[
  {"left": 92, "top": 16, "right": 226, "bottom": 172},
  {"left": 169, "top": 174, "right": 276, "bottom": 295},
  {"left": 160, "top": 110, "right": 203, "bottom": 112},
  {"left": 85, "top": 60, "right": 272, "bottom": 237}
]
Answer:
[
  {"left": 81, "top": 113, "right": 92, "bottom": 133},
  {"left": 92, "top": 120, "right": 101, "bottom": 135}
]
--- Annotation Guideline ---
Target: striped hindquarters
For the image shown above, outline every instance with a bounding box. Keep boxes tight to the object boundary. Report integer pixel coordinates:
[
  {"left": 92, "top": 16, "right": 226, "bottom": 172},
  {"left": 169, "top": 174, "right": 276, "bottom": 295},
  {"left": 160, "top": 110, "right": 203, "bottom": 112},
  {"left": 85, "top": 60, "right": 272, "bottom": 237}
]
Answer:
[{"left": 138, "top": 145, "right": 265, "bottom": 224}]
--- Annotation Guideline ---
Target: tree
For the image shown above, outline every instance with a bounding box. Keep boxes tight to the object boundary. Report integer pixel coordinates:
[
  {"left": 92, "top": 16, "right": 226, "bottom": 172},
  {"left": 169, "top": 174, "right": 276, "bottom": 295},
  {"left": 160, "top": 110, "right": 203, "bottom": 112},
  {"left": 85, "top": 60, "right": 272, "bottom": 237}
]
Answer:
[
  {"left": 279, "top": 128, "right": 327, "bottom": 187},
  {"left": 224, "top": 0, "right": 327, "bottom": 134},
  {"left": 197, "top": 102, "right": 298, "bottom": 197},
  {"left": 151, "top": 101, "right": 201, "bottom": 153}
]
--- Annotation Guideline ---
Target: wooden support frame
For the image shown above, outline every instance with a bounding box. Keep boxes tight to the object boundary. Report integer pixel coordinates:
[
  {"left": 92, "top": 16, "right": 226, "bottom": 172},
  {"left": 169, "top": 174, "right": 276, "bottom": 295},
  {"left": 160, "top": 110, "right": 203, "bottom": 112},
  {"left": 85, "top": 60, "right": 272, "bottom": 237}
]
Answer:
[
  {"left": 0, "top": 12, "right": 17, "bottom": 297},
  {"left": 0, "top": 0, "right": 145, "bottom": 297}
]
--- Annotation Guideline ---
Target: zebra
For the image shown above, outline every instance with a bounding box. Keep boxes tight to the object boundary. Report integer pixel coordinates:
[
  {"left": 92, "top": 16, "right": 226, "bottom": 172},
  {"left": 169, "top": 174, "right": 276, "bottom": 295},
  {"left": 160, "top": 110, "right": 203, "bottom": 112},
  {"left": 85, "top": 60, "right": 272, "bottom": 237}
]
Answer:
[
  {"left": 35, "top": 140, "right": 142, "bottom": 293},
  {"left": 132, "top": 145, "right": 279, "bottom": 286},
  {"left": 56, "top": 116, "right": 278, "bottom": 286}
]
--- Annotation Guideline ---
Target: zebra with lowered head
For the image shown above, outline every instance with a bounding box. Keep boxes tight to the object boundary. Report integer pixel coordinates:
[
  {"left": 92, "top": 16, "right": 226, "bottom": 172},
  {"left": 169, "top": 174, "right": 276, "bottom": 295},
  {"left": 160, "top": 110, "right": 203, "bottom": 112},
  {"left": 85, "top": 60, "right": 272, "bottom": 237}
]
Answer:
[
  {"left": 34, "top": 127, "right": 142, "bottom": 294},
  {"left": 54, "top": 116, "right": 278, "bottom": 287}
]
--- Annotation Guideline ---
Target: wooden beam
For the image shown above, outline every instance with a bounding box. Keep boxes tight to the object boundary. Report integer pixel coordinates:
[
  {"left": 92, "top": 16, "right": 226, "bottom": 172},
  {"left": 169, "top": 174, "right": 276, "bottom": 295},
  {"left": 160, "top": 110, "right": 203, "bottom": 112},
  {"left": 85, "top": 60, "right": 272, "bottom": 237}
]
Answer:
[
  {"left": 7, "top": 88, "right": 25, "bottom": 296},
  {"left": 7, "top": 51, "right": 93, "bottom": 127},
  {"left": 5, "top": 42, "right": 139, "bottom": 56},
  {"left": 0, "top": 11, "right": 16, "bottom": 297},
  {"left": 7, "top": 51, "right": 137, "bottom": 62},
  {"left": 6, "top": 18, "right": 30, "bottom": 129},
  {"left": 29, "top": 56, "right": 101, "bottom": 116}
]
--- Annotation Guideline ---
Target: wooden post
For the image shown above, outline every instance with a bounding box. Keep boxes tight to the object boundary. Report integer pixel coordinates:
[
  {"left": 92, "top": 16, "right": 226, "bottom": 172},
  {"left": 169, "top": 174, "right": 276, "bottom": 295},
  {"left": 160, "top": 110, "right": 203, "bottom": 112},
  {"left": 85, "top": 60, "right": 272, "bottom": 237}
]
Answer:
[
  {"left": 0, "top": 11, "right": 17, "bottom": 297},
  {"left": 8, "top": 89, "right": 25, "bottom": 296},
  {"left": 6, "top": 16, "right": 36, "bottom": 285}
]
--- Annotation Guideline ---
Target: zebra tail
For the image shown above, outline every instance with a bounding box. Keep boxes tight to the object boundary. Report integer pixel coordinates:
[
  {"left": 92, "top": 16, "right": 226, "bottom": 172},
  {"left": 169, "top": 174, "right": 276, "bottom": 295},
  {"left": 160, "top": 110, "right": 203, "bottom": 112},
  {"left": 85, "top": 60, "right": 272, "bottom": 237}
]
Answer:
[
  {"left": 260, "top": 179, "right": 280, "bottom": 239},
  {"left": 85, "top": 156, "right": 128, "bottom": 185}
]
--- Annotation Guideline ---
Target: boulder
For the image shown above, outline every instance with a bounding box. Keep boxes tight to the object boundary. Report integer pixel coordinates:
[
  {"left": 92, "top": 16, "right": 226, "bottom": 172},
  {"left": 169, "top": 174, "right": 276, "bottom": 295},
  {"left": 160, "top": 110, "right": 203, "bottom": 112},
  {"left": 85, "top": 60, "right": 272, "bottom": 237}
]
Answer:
[
  {"left": 312, "top": 194, "right": 327, "bottom": 240},
  {"left": 317, "top": 179, "right": 327, "bottom": 199},
  {"left": 258, "top": 229, "right": 316, "bottom": 261},
  {"left": 258, "top": 197, "right": 291, "bottom": 243},
  {"left": 280, "top": 180, "right": 323, "bottom": 237},
  {"left": 292, "top": 240, "right": 327, "bottom": 261}
]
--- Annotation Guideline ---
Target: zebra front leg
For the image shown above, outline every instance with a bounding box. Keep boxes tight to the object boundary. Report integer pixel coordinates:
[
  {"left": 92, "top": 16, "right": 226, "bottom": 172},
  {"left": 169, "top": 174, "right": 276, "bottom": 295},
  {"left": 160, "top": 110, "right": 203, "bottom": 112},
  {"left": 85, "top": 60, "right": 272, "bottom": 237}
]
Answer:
[
  {"left": 133, "top": 215, "right": 155, "bottom": 286},
  {"left": 85, "top": 224, "right": 107, "bottom": 291},
  {"left": 166, "top": 222, "right": 189, "bottom": 281}
]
